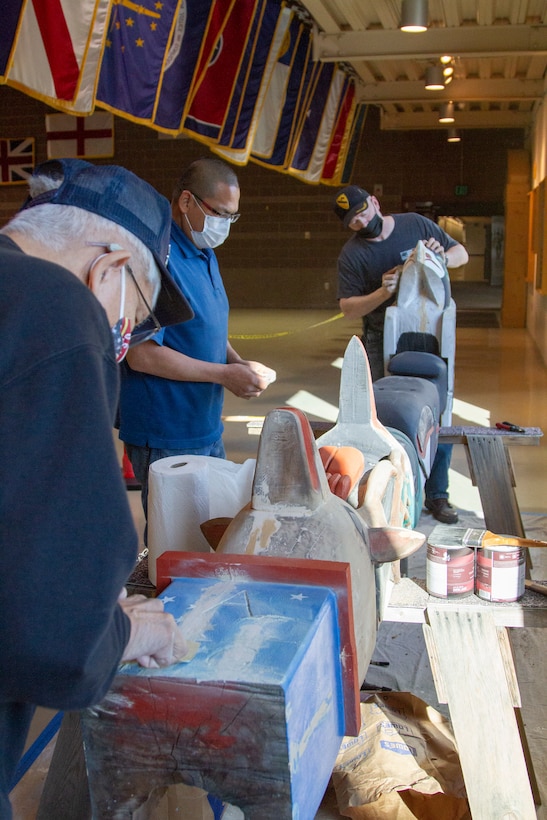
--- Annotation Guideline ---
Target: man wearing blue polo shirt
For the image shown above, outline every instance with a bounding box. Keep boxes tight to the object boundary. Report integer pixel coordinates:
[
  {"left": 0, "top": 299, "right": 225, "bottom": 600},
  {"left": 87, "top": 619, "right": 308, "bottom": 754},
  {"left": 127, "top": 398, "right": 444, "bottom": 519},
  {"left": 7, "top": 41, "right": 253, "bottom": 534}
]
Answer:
[{"left": 119, "top": 157, "right": 275, "bottom": 520}]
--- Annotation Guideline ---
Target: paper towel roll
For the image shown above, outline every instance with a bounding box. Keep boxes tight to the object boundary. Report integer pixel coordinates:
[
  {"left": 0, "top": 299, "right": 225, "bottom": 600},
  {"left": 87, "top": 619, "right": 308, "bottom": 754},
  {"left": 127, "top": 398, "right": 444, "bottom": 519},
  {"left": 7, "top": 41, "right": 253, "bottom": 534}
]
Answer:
[{"left": 147, "top": 456, "right": 255, "bottom": 584}]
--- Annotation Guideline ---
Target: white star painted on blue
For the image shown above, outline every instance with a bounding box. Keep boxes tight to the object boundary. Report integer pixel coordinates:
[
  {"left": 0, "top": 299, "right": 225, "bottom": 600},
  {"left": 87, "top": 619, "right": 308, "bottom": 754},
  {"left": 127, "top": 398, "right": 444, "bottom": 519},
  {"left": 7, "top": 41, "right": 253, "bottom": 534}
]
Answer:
[
  {"left": 160, "top": 595, "right": 176, "bottom": 604},
  {"left": 290, "top": 593, "right": 307, "bottom": 601}
]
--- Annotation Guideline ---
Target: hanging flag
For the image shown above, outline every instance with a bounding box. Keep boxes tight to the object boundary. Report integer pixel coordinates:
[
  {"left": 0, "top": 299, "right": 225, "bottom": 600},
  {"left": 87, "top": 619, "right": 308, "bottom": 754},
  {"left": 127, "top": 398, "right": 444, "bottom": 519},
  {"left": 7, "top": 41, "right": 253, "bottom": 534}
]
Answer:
[
  {"left": 320, "top": 77, "right": 356, "bottom": 186},
  {"left": 97, "top": 0, "right": 185, "bottom": 126},
  {"left": 213, "top": 1, "right": 292, "bottom": 164},
  {"left": 288, "top": 63, "right": 347, "bottom": 184},
  {"left": 0, "top": 0, "right": 110, "bottom": 114},
  {"left": 0, "top": 138, "right": 35, "bottom": 185},
  {"left": 250, "top": 16, "right": 313, "bottom": 171},
  {"left": 182, "top": 0, "right": 260, "bottom": 143},
  {"left": 338, "top": 103, "right": 368, "bottom": 185},
  {"left": 153, "top": 0, "right": 217, "bottom": 132},
  {"left": 0, "top": 0, "right": 24, "bottom": 77},
  {"left": 46, "top": 112, "right": 114, "bottom": 159}
]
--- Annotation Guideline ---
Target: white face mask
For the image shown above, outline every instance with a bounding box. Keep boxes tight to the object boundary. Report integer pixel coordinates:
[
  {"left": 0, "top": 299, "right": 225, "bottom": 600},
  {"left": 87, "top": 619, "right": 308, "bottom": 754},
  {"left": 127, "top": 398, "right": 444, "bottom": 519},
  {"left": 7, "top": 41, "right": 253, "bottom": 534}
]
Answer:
[{"left": 187, "top": 212, "right": 231, "bottom": 249}]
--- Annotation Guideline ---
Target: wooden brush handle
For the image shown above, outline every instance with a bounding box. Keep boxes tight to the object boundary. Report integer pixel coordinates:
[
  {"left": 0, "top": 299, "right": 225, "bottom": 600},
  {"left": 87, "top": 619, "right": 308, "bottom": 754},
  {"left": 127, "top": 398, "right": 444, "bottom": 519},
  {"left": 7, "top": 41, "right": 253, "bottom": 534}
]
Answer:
[
  {"left": 525, "top": 579, "right": 547, "bottom": 596},
  {"left": 486, "top": 533, "right": 547, "bottom": 549}
]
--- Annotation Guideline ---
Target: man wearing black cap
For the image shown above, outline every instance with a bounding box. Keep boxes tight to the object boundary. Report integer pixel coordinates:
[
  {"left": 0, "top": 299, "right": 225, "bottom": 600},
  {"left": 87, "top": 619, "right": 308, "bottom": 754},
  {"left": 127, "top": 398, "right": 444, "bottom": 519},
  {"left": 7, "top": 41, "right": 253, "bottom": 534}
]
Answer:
[
  {"left": 333, "top": 185, "right": 468, "bottom": 524},
  {"left": 0, "top": 159, "right": 194, "bottom": 818}
]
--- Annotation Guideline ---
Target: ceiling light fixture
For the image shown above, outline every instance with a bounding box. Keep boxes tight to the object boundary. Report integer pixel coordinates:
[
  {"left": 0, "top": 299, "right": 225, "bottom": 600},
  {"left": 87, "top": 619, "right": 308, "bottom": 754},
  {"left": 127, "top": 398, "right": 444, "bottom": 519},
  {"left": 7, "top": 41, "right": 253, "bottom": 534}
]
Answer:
[
  {"left": 399, "top": 0, "right": 428, "bottom": 33},
  {"left": 438, "top": 101, "right": 455, "bottom": 123},
  {"left": 424, "top": 64, "right": 445, "bottom": 91},
  {"left": 447, "top": 128, "right": 461, "bottom": 142}
]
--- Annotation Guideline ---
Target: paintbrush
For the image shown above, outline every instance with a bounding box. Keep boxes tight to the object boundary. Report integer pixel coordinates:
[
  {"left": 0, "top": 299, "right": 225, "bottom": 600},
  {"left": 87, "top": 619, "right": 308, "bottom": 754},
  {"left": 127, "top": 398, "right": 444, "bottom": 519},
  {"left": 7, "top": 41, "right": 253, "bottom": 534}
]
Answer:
[
  {"left": 428, "top": 523, "right": 547, "bottom": 549},
  {"left": 525, "top": 579, "right": 547, "bottom": 596}
]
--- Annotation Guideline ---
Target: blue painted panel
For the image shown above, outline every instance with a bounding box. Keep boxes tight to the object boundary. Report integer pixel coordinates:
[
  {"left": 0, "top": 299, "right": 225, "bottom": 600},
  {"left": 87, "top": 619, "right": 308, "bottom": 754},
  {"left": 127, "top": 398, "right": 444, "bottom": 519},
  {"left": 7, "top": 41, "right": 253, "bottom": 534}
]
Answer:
[
  {"left": 286, "top": 602, "right": 345, "bottom": 816},
  {"left": 119, "top": 577, "right": 338, "bottom": 687}
]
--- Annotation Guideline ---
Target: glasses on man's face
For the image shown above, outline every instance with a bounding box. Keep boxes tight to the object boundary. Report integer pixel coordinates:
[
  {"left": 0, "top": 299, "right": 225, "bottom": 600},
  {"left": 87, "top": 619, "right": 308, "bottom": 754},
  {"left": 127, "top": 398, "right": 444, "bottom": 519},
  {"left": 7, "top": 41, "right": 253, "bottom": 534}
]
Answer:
[
  {"left": 125, "top": 264, "right": 162, "bottom": 347},
  {"left": 191, "top": 192, "right": 241, "bottom": 223}
]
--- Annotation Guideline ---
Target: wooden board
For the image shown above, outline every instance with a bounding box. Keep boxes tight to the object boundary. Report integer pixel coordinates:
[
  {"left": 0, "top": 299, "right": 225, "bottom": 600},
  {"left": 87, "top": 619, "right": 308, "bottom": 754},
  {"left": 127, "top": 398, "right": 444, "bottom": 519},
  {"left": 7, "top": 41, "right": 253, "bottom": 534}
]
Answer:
[
  {"left": 425, "top": 607, "right": 537, "bottom": 819},
  {"left": 465, "top": 434, "right": 526, "bottom": 536},
  {"left": 81, "top": 571, "right": 350, "bottom": 819}
]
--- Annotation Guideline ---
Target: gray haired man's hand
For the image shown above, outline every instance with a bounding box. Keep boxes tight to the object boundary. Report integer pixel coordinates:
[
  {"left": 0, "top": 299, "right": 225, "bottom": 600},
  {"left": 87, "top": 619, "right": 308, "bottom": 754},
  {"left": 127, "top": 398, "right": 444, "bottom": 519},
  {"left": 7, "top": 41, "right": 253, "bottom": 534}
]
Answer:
[{"left": 118, "top": 589, "right": 188, "bottom": 668}]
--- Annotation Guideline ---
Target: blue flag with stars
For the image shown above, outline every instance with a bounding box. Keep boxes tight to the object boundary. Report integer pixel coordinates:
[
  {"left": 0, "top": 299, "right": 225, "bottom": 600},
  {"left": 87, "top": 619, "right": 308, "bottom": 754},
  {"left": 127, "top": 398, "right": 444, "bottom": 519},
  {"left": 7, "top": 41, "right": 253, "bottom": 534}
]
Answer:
[{"left": 97, "top": 0, "right": 183, "bottom": 124}]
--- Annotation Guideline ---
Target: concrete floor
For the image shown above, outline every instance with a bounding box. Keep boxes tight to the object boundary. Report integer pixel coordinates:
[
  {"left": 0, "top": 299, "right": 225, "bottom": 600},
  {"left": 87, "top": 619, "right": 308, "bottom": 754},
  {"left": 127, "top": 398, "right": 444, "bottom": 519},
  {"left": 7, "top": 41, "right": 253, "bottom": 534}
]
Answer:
[{"left": 9, "top": 287, "right": 547, "bottom": 818}]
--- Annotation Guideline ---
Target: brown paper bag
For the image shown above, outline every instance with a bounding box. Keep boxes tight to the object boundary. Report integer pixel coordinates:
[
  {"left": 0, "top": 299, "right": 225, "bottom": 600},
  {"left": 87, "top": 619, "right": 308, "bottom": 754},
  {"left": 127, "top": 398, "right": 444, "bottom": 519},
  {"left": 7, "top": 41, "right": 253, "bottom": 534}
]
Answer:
[{"left": 332, "top": 692, "right": 470, "bottom": 820}]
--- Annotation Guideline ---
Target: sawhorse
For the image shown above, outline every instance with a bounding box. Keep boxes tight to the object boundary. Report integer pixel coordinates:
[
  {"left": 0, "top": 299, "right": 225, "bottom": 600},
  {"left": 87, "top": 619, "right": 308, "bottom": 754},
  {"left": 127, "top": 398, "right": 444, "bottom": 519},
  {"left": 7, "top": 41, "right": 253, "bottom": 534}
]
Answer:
[
  {"left": 389, "top": 425, "right": 546, "bottom": 819},
  {"left": 438, "top": 425, "right": 543, "bottom": 538},
  {"left": 385, "top": 578, "right": 546, "bottom": 819}
]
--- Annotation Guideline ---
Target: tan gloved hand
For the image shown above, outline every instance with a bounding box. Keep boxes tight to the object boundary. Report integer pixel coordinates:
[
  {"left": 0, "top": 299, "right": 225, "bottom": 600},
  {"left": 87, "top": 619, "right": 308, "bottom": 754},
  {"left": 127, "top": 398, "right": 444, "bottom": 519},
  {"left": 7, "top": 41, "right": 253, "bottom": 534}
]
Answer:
[{"left": 119, "top": 591, "right": 188, "bottom": 668}]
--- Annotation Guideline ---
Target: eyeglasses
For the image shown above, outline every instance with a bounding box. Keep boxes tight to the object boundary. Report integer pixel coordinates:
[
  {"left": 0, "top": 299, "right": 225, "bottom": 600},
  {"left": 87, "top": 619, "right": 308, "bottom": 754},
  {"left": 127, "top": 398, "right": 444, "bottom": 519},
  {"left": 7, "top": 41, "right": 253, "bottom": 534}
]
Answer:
[
  {"left": 191, "top": 192, "right": 240, "bottom": 223},
  {"left": 125, "top": 264, "right": 162, "bottom": 347}
]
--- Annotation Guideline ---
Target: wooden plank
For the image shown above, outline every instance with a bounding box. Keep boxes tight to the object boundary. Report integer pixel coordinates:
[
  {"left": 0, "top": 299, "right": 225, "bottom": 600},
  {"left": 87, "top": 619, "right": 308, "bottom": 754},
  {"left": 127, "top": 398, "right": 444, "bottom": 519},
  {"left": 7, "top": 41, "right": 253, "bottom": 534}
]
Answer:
[
  {"left": 422, "top": 622, "right": 448, "bottom": 704},
  {"left": 496, "top": 626, "right": 521, "bottom": 708},
  {"left": 36, "top": 712, "right": 91, "bottom": 820},
  {"left": 465, "top": 434, "right": 526, "bottom": 536},
  {"left": 385, "top": 577, "right": 547, "bottom": 628},
  {"left": 308, "top": 422, "right": 544, "bottom": 446},
  {"left": 426, "top": 607, "right": 536, "bottom": 819},
  {"left": 440, "top": 428, "right": 542, "bottom": 445}
]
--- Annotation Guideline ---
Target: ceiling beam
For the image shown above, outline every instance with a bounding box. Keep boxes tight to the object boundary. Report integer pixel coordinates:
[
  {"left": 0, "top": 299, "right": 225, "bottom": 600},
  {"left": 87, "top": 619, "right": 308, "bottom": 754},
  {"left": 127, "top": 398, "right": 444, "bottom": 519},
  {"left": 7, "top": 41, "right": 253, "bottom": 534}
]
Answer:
[
  {"left": 314, "top": 25, "right": 547, "bottom": 62},
  {"left": 355, "top": 77, "right": 543, "bottom": 103},
  {"left": 296, "top": 0, "right": 340, "bottom": 34},
  {"left": 380, "top": 110, "right": 531, "bottom": 130}
]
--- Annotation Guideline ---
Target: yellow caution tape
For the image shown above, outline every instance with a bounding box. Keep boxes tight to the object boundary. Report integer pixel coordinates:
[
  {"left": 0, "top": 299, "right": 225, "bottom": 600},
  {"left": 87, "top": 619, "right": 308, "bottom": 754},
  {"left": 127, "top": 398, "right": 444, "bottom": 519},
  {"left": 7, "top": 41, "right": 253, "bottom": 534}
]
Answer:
[{"left": 229, "top": 312, "right": 344, "bottom": 340}]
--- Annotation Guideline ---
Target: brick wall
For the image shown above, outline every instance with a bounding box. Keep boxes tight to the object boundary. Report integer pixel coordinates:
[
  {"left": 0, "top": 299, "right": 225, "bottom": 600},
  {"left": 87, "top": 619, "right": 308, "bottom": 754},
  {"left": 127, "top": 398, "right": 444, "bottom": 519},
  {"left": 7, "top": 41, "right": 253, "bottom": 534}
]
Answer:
[{"left": 0, "top": 86, "right": 525, "bottom": 307}]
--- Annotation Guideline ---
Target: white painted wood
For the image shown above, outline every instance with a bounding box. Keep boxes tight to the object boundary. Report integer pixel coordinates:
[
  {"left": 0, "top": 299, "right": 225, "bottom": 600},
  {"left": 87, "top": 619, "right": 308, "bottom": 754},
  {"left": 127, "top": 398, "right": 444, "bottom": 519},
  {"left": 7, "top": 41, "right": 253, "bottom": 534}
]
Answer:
[{"left": 426, "top": 607, "right": 536, "bottom": 819}]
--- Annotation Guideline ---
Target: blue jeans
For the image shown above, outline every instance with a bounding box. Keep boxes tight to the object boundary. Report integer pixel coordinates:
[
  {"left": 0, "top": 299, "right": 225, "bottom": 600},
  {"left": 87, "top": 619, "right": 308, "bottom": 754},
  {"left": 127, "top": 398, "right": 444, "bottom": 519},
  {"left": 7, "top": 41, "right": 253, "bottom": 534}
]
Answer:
[
  {"left": 362, "top": 329, "right": 385, "bottom": 382},
  {"left": 124, "top": 439, "right": 226, "bottom": 543},
  {"left": 424, "top": 442, "right": 453, "bottom": 501}
]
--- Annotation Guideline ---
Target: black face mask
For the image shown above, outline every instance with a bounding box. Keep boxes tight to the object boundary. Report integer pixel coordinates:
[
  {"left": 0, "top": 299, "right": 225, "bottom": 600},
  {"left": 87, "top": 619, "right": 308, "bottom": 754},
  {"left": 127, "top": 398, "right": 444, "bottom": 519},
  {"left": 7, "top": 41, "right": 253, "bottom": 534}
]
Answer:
[{"left": 357, "top": 213, "right": 383, "bottom": 239}]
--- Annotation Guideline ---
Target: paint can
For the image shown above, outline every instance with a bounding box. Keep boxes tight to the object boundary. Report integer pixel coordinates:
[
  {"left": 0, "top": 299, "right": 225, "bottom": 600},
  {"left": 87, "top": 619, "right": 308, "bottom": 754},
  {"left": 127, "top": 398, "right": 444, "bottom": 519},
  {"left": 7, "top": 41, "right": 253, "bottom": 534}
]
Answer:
[
  {"left": 475, "top": 546, "right": 525, "bottom": 602},
  {"left": 426, "top": 543, "right": 475, "bottom": 598}
]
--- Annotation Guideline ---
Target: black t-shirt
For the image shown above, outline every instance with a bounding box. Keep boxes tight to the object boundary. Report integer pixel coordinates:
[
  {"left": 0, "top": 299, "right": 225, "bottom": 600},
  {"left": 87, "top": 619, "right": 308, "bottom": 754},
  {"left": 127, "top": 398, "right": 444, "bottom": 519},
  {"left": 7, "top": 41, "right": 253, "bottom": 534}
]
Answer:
[{"left": 337, "top": 213, "right": 457, "bottom": 332}]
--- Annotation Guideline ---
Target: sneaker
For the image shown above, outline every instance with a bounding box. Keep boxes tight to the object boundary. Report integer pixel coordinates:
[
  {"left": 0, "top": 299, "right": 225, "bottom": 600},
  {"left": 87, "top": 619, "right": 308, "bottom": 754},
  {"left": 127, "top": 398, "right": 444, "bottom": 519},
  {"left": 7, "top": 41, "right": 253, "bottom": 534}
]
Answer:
[{"left": 425, "top": 497, "right": 459, "bottom": 524}]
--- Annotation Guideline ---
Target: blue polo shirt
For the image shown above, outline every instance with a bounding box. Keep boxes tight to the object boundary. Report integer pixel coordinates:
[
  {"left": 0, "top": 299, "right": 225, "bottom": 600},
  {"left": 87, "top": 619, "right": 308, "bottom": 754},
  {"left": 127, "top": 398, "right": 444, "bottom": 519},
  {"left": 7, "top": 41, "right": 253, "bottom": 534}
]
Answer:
[{"left": 119, "top": 221, "right": 229, "bottom": 449}]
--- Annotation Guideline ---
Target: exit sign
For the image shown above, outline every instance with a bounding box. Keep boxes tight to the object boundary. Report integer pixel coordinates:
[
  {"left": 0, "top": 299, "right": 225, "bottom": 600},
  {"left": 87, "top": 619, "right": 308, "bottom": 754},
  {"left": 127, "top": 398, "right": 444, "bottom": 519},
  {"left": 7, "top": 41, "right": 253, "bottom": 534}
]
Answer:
[{"left": 455, "top": 184, "right": 468, "bottom": 196}]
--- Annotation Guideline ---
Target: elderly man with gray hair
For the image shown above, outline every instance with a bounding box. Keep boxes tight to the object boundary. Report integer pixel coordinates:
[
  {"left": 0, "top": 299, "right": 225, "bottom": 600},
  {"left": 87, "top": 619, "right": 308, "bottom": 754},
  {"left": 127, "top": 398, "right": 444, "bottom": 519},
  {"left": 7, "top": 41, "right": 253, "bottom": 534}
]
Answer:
[{"left": 0, "top": 158, "right": 193, "bottom": 818}]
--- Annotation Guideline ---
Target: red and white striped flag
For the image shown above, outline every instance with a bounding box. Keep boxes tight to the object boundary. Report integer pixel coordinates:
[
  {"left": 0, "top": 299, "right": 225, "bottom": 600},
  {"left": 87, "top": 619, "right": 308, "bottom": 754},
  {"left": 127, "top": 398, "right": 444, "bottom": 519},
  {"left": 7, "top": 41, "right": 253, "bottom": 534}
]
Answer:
[
  {"left": 46, "top": 112, "right": 114, "bottom": 159},
  {"left": 0, "top": 138, "right": 35, "bottom": 185},
  {"left": 1, "top": 0, "right": 110, "bottom": 114}
]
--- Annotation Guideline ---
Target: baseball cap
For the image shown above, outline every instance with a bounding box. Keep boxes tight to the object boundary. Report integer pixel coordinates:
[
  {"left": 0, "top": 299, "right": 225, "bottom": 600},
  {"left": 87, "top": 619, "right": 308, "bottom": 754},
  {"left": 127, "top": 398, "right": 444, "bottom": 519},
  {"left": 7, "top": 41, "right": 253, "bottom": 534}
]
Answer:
[
  {"left": 21, "top": 158, "right": 193, "bottom": 328},
  {"left": 333, "top": 185, "right": 371, "bottom": 227}
]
